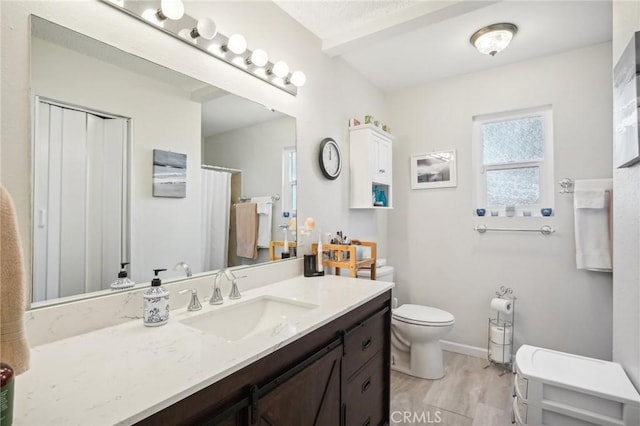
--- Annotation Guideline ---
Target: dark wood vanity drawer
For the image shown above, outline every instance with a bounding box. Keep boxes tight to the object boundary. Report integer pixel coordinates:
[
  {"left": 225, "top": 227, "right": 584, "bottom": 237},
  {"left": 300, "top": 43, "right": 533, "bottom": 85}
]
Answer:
[
  {"left": 345, "top": 351, "right": 386, "bottom": 426},
  {"left": 343, "top": 307, "right": 387, "bottom": 380}
]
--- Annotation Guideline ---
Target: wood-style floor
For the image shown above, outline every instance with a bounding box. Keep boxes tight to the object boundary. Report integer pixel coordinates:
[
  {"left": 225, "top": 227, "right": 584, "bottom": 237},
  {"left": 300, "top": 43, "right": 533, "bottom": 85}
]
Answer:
[{"left": 390, "top": 351, "right": 514, "bottom": 425}]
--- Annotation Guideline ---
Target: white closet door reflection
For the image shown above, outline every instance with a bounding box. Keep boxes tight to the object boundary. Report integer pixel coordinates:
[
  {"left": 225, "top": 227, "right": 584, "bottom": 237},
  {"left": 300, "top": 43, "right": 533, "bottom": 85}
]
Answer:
[{"left": 33, "top": 100, "right": 128, "bottom": 302}]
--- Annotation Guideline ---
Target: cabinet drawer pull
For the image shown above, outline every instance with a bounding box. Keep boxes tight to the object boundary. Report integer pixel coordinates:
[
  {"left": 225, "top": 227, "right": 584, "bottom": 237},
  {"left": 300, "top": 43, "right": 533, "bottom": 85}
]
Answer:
[
  {"left": 362, "top": 337, "right": 372, "bottom": 350},
  {"left": 363, "top": 417, "right": 371, "bottom": 426},
  {"left": 379, "top": 169, "right": 385, "bottom": 173},
  {"left": 361, "top": 376, "right": 371, "bottom": 393}
]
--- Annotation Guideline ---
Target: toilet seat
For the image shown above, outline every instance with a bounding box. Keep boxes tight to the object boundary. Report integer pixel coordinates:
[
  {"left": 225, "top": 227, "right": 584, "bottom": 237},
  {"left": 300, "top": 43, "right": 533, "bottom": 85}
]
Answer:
[{"left": 393, "top": 304, "right": 455, "bottom": 327}]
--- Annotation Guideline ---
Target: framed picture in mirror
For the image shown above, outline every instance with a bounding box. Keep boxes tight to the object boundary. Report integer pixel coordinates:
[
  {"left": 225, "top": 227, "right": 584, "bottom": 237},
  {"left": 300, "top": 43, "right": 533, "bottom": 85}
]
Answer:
[{"left": 153, "top": 149, "right": 187, "bottom": 198}]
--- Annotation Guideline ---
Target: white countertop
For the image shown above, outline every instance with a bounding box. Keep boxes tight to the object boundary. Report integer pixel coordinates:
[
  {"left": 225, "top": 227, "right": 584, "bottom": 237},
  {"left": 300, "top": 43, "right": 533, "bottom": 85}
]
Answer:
[{"left": 14, "top": 275, "right": 393, "bottom": 426}]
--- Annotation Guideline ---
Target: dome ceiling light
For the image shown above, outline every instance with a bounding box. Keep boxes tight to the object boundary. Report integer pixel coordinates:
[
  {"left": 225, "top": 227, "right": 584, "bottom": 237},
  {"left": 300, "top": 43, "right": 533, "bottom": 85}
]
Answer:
[{"left": 470, "top": 23, "right": 518, "bottom": 57}]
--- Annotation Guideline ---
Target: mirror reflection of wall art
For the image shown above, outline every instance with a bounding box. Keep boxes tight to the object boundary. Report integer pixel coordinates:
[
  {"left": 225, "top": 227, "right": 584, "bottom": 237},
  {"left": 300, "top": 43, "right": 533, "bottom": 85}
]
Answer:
[
  {"left": 153, "top": 149, "right": 187, "bottom": 198},
  {"left": 410, "top": 150, "right": 457, "bottom": 189},
  {"left": 613, "top": 31, "right": 640, "bottom": 168}
]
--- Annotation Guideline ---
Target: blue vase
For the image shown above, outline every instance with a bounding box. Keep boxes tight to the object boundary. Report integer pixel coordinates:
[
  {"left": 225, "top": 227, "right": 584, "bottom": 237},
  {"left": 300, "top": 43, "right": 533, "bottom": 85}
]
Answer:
[{"left": 377, "top": 190, "right": 387, "bottom": 207}]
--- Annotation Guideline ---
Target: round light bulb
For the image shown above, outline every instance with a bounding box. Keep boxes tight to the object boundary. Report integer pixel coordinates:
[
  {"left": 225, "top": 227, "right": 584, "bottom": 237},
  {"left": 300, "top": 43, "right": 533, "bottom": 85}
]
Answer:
[
  {"left": 160, "top": 0, "right": 184, "bottom": 20},
  {"left": 227, "top": 34, "right": 247, "bottom": 55},
  {"left": 250, "top": 49, "right": 269, "bottom": 67},
  {"left": 272, "top": 61, "right": 289, "bottom": 78},
  {"left": 142, "top": 8, "right": 162, "bottom": 25},
  {"left": 193, "top": 18, "right": 217, "bottom": 40},
  {"left": 289, "top": 70, "right": 306, "bottom": 87}
]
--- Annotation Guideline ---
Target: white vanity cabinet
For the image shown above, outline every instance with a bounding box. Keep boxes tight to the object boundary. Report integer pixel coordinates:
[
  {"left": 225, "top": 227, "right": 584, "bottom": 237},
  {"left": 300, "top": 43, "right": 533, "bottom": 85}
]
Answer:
[
  {"left": 513, "top": 345, "right": 640, "bottom": 426},
  {"left": 349, "top": 124, "right": 394, "bottom": 209}
]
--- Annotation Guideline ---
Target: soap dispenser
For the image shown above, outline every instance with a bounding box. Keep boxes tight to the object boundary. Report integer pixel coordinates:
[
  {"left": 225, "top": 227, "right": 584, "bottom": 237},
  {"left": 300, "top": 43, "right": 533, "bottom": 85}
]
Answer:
[
  {"left": 110, "top": 262, "right": 135, "bottom": 290},
  {"left": 143, "top": 269, "right": 170, "bottom": 327}
]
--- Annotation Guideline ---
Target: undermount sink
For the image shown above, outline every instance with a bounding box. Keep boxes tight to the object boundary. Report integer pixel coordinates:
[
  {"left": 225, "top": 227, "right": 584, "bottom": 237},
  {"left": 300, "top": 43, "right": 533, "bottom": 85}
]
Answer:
[{"left": 179, "top": 296, "right": 318, "bottom": 341}]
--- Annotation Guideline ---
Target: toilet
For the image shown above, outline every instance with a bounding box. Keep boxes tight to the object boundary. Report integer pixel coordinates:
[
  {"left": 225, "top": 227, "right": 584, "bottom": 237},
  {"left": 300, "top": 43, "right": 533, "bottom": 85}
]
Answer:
[{"left": 357, "top": 261, "right": 455, "bottom": 380}]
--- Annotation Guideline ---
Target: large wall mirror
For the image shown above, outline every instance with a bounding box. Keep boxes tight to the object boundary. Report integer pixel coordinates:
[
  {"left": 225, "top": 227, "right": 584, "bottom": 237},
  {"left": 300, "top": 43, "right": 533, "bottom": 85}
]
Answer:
[{"left": 30, "top": 16, "right": 297, "bottom": 306}]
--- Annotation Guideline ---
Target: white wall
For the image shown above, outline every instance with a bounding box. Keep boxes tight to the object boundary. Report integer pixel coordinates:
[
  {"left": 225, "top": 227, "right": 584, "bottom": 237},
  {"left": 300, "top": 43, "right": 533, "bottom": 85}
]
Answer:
[
  {"left": 1, "top": 1, "right": 387, "bottom": 305},
  {"left": 612, "top": 0, "right": 640, "bottom": 389},
  {"left": 387, "top": 43, "right": 614, "bottom": 360},
  {"left": 31, "top": 37, "right": 203, "bottom": 285},
  {"left": 203, "top": 117, "right": 296, "bottom": 264}
]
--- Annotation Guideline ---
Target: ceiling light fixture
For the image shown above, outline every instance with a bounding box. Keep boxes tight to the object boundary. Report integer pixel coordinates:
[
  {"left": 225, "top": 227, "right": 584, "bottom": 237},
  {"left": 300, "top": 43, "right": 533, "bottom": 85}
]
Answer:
[
  {"left": 102, "top": 0, "right": 304, "bottom": 95},
  {"left": 470, "top": 23, "right": 518, "bottom": 56}
]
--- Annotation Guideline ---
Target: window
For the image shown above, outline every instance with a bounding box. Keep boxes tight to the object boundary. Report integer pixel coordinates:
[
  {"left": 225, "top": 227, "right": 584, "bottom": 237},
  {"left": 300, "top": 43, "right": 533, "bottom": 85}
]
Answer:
[
  {"left": 472, "top": 106, "right": 553, "bottom": 216},
  {"left": 282, "top": 147, "right": 297, "bottom": 218}
]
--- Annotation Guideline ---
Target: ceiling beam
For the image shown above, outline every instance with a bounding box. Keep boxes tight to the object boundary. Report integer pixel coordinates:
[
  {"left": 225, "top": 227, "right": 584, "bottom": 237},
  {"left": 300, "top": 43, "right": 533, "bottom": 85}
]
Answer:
[{"left": 322, "top": 0, "right": 500, "bottom": 57}]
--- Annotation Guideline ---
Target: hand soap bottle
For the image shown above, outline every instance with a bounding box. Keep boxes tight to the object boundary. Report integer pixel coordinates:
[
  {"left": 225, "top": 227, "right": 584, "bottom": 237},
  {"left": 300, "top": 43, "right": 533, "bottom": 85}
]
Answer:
[
  {"left": 143, "top": 269, "right": 170, "bottom": 327},
  {"left": 110, "top": 262, "right": 135, "bottom": 290}
]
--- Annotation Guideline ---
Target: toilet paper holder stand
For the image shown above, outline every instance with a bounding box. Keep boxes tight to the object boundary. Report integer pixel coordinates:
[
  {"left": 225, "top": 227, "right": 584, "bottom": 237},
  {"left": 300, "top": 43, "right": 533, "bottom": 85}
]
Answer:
[{"left": 485, "top": 286, "right": 517, "bottom": 375}]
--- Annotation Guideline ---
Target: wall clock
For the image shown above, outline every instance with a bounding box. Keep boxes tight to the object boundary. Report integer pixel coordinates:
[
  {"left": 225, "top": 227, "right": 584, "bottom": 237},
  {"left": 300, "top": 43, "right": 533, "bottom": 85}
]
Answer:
[{"left": 318, "top": 137, "right": 342, "bottom": 180}]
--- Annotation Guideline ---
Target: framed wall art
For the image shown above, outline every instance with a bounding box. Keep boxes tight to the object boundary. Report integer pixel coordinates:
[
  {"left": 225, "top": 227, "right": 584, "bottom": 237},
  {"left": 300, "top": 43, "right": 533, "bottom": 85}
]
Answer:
[{"left": 410, "top": 150, "right": 457, "bottom": 189}]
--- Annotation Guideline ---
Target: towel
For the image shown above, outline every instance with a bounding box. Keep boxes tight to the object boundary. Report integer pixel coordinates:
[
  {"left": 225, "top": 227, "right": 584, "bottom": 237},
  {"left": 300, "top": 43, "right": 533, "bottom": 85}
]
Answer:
[
  {"left": 236, "top": 203, "right": 258, "bottom": 259},
  {"left": 573, "top": 179, "right": 613, "bottom": 272},
  {"left": 0, "top": 185, "right": 30, "bottom": 374},
  {"left": 574, "top": 190, "right": 606, "bottom": 209},
  {"left": 251, "top": 196, "right": 272, "bottom": 248}
]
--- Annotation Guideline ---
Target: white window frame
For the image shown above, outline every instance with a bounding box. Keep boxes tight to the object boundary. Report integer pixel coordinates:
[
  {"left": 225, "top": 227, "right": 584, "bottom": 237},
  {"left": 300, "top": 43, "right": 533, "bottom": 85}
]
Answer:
[
  {"left": 281, "top": 146, "right": 296, "bottom": 217},
  {"left": 472, "top": 105, "right": 554, "bottom": 217}
]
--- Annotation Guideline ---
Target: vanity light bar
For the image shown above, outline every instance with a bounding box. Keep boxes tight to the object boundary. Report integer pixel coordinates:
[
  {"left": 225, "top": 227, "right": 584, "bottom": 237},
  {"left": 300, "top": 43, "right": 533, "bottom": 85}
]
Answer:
[{"left": 101, "top": 0, "right": 303, "bottom": 96}]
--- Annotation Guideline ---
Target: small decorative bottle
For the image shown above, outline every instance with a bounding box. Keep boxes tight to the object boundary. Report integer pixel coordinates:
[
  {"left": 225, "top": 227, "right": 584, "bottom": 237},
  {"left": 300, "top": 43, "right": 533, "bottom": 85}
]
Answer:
[
  {"left": 143, "top": 269, "right": 170, "bottom": 327},
  {"left": 1, "top": 363, "right": 14, "bottom": 426},
  {"left": 316, "top": 231, "right": 324, "bottom": 275},
  {"left": 282, "top": 226, "right": 290, "bottom": 259}
]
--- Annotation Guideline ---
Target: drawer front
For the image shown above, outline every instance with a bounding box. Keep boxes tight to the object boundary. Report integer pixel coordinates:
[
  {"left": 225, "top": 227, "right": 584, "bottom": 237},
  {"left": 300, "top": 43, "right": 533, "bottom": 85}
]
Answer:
[
  {"left": 345, "top": 352, "right": 386, "bottom": 426},
  {"left": 344, "top": 309, "right": 387, "bottom": 380}
]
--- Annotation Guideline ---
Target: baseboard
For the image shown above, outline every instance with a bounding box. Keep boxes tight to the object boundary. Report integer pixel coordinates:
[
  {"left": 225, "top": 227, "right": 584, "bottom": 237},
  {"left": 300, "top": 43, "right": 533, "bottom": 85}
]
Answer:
[{"left": 440, "top": 340, "right": 488, "bottom": 359}]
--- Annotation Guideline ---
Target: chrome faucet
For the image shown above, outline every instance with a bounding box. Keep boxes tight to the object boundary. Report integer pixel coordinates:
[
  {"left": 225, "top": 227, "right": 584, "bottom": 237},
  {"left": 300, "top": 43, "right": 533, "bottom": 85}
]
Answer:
[
  {"left": 179, "top": 288, "right": 202, "bottom": 311},
  {"left": 173, "top": 261, "right": 192, "bottom": 277},
  {"left": 209, "top": 272, "right": 224, "bottom": 305},
  {"left": 224, "top": 268, "right": 245, "bottom": 300}
]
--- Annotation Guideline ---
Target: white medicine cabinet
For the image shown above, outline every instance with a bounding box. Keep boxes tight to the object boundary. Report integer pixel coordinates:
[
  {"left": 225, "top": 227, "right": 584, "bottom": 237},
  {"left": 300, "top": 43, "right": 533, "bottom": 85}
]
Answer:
[{"left": 349, "top": 124, "right": 394, "bottom": 209}]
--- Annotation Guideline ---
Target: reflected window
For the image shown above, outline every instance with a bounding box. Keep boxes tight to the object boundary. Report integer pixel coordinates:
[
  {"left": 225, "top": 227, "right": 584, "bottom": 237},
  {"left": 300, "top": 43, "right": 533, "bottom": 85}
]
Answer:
[{"left": 282, "top": 147, "right": 297, "bottom": 217}]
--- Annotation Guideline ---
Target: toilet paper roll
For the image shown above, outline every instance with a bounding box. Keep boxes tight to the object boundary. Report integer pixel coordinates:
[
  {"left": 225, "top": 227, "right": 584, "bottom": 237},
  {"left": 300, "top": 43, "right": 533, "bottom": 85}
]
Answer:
[
  {"left": 490, "top": 298, "right": 513, "bottom": 314},
  {"left": 489, "top": 342, "right": 512, "bottom": 364},
  {"left": 490, "top": 325, "right": 512, "bottom": 344}
]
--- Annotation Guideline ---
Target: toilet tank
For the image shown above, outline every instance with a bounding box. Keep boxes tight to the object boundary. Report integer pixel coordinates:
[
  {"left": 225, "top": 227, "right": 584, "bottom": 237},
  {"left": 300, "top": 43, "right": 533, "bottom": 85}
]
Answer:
[{"left": 357, "top": 259, "right": 394, "bottom": 282}]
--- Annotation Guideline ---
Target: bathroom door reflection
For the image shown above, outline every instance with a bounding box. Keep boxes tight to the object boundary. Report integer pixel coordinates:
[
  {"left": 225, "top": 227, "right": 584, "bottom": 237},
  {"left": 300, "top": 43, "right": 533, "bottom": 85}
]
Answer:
[{"left": 32, "top": 99, "right": 130, "bottom": 302}]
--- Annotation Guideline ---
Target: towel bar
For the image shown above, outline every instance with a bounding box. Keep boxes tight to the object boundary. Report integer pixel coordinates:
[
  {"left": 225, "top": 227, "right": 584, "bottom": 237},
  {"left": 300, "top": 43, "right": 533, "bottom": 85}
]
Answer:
[{"left": 474, "top": 225, "right": 555, "bottom": 235}]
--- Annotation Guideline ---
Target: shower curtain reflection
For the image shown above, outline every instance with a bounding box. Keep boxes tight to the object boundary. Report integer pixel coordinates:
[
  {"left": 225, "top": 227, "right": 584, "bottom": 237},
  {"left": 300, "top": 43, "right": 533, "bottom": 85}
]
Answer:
[{"left": 201, "top": 168, "right": 232, "bottom": 271}]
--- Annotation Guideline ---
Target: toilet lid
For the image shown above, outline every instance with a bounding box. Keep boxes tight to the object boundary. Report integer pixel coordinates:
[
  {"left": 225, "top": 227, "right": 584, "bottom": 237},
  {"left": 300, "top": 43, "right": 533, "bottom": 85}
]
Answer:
[{"left": 393, "top": 304, "right": 455, "bottom": 325}]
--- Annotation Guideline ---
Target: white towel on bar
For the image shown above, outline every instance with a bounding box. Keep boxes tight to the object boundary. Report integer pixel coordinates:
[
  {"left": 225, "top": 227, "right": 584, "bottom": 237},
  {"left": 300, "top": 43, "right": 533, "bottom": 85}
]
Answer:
[
  {"left": 574, "top": 190, "right": 606, "bottom": 209},
  {"left": 573, "top": 179, "right": 612, "bottom": 272},
  {"left": 251, "top": 196, "right": 272, "bottom": 248}
]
